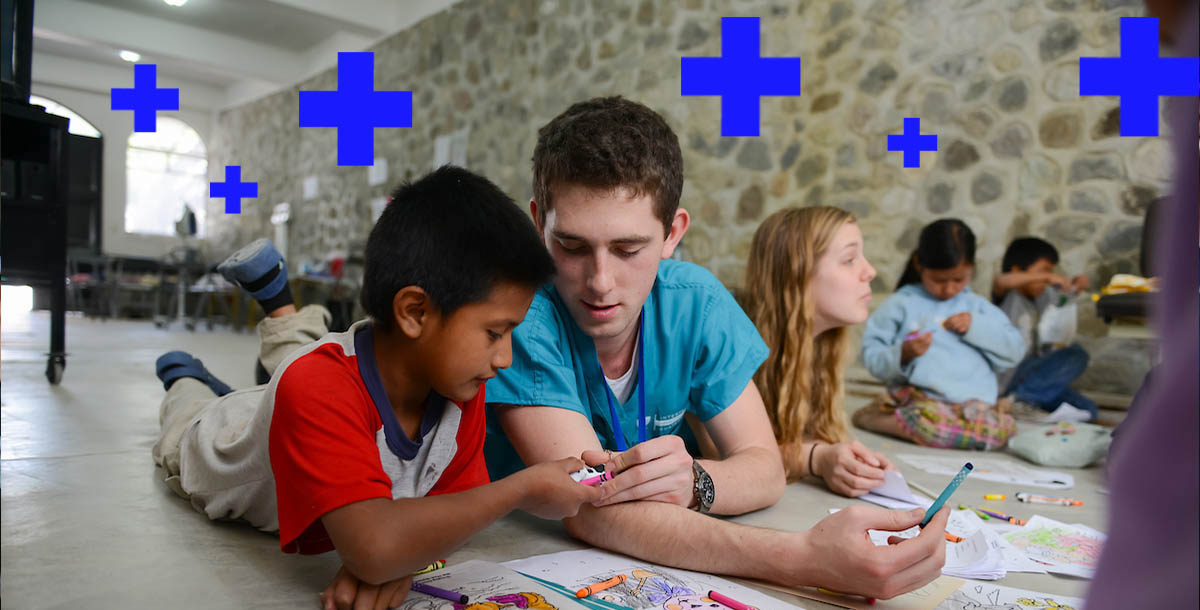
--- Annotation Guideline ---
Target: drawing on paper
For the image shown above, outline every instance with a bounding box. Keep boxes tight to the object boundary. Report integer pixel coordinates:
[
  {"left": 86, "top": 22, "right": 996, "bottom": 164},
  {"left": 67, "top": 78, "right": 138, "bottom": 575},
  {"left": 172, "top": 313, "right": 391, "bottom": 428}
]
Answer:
[
  {"left": 933, "top": 582, "right": 1082, "bottom": 610},
  {"left": 571, "top": 566, "right": 724, "bottom": 609},
  {"left": 397, "top": 562, "right": 584, "bottom": 610},
  {"left": 1003, "top": 522, "right": 1103, "bottom": 569}
]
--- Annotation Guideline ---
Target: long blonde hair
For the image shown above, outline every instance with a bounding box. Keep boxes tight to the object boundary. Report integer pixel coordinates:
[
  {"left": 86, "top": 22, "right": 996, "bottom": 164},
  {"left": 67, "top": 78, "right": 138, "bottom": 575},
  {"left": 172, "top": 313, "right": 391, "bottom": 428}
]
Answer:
[{"left": 745, "top": 206, "right": 855, "bottom": 480}]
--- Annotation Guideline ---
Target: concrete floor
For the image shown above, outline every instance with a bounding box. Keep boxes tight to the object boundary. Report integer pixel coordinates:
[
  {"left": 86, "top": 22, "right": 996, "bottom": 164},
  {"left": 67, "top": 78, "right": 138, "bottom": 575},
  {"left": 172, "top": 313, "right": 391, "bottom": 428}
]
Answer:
[{"left": 2, "top": 310, "right": 1112, "bottom": 609}]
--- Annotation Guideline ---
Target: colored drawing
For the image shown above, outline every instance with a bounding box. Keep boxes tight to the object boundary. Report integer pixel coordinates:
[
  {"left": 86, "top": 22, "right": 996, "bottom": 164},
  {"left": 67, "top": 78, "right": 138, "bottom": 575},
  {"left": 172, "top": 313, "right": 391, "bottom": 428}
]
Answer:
[
  {"left": 1001, "top": 516, "right": 1105, "bottom": 578},
  {"left": 933, "top": 582, "right": 1082, "bottom": 610},
  {"left": 397, "top": 560, "right": 586, "bottom": 610}
]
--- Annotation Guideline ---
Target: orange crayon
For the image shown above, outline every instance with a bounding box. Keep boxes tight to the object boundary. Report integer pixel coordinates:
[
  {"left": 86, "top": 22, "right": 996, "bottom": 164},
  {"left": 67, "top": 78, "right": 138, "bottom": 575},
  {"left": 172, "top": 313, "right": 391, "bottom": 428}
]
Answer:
[
  {"left": 576, "top": 573, "right": 627, "bottom": 598},
  {"left": 944, "top": 532, "right": 964, "bottom": 543}
]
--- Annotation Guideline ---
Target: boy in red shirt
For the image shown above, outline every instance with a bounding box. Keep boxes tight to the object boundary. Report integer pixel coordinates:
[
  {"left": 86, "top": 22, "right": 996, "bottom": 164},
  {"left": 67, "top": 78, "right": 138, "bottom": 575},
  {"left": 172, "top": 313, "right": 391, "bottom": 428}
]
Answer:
[{"left": 151, "top": 166, "right": 601, "bottom": 609}]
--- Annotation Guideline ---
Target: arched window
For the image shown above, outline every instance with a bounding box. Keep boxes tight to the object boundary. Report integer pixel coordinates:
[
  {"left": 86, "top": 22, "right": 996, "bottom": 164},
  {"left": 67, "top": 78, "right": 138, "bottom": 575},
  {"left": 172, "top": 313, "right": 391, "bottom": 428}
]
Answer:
[
  {"left": 29, "top": 95, "right": 102, "bottom": 138},
  {"left": 125, "top": 117, "right": 208, "bottom": 236}
]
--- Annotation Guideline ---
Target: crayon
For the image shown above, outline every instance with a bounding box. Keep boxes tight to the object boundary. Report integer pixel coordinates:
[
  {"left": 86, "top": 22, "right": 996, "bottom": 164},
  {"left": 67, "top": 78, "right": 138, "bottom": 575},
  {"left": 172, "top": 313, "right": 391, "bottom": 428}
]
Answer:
[
  {"left": 576, "top": 574, "right": 626, "bottom": 598},
  {"left": 1016, "top": 492, "right": 1082, "bottom": 506},
  {"left": 944, "top": 532, "right": 964, "bottom": 543},
  {"left": 958, "top": 503, "right": 990, "bottom": 520},
  {"left": 414, "top": 560, "right": 446, "bottom": 575},
  {"left": 580, "top": 472, "right": 614, "bottom": 487},
  {"left": 921, "top": 463, "right": 973, "bottom": 528},
  {"left": 983, "top": 494, "right": 1006, "bottom": 500},
  {"left": 412, "top": 582, "right": 467, "bottom": 604},
  {"left": 708, "top": 590, "right": 760, "bottom": 610}
]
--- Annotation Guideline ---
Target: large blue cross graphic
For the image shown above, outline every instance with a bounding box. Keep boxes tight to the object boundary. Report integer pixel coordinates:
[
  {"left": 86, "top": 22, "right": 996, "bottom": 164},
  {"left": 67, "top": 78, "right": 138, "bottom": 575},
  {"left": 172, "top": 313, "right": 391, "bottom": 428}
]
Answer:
[
  {"left": 1080, "top": 16, "right": 1199, "bottom": 137},
  {"left": 110, "top": 64, "right": 180, "bottom": 132},
  {"left": 888, "top": 118, "right": 938, "bottom": 168},
  {"left": 680, "top": 17, "right": 802, "bottom": 137},
  {"left": 210, "top": 166, "right": 258, "bottom": 214},
  {"left": 298, "top": 52, "right": 413, "bottom": 166}
]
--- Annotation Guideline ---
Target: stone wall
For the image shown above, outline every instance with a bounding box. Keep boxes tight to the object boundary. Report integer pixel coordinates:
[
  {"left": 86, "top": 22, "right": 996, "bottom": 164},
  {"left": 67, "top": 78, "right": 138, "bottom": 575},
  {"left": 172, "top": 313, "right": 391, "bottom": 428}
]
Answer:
[{"left": 207, "top": 0, "right": 1162, "bottom": 395}]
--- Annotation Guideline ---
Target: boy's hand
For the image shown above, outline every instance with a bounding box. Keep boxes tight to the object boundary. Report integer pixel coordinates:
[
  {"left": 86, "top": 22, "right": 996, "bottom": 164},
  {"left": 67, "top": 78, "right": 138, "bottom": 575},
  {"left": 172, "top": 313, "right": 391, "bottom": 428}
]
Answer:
[
  {"left": 900, "top": 332, "right": 933, "bottom": 365},
  {"left": 514, "top": 457, "right": 604, "bottom": 520},
  {"left": 794, "top": 506, "right": 948, "bottom": 600},
  {"left": 581, "top": 435, "right": 695, "bottom": 508},
  {"left": 1071, "top": 274, "right": 1091, "bottom": 293},
  {"left": 320, "top": 565, "right": 410, "bottom": 610},
  {"left": 1041, "top": 272, "right": 1071, "bottom": 290},
  {"left": 814, "top": 441, "right": 893, "bottom": 498},
  {"left": 943, "top": 312, "right": 971, "bottom": 334}
]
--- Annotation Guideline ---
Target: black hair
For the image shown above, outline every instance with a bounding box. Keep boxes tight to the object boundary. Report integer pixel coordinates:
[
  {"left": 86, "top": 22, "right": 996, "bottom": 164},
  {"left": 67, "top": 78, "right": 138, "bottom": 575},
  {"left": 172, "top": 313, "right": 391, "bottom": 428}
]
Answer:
[
  {"left": 1001, "top": 237, "right": 1059, "bottom": 272},
  {"left": 895, "top": 218, "right": 977, "bottom": 289},
  {"left": 360, "top": 165, "right": 555, "bottom": 329}
]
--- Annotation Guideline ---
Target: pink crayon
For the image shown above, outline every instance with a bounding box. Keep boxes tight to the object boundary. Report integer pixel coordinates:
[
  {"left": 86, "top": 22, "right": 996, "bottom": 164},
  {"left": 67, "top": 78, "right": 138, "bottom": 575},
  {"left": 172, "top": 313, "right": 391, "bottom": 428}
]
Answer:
[{"left": 580, "top": 472, "right": 614, "bottom": 487}]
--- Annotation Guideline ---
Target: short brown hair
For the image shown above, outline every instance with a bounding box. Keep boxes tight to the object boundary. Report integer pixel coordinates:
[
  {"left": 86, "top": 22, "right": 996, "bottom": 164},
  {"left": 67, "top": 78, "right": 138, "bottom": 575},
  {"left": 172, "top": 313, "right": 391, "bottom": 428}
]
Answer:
[{"left": 532, "top": 96, "right": 684, "bottom": 236}]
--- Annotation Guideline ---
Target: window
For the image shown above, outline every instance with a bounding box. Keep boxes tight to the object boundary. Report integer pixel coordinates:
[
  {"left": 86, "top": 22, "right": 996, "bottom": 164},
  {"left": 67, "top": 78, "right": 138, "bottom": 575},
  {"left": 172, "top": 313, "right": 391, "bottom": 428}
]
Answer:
[
  {"left": 125, "top": 117, "right": 208, "bottom": 236},
  {"left": 28, "top": 95, "right": 102, "bottom": 138}
]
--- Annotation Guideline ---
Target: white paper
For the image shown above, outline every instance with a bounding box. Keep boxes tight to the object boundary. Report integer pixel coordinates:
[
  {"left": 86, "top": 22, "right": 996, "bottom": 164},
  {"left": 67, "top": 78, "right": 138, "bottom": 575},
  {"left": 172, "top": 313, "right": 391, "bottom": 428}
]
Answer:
[
  {"left": 898, "top": 454, "right": 1075, "bottom": 489},
  {"left": 433, "top": 128, "right": 469, "bottom": 169},
  {"left": 935, "top": 581, "right": 1084, "bottom": 610},
  {"left": 402, "top": 559, "right": 588, "bottom": 609},
  {"left": 859, "top": 470, "right": 935, "bottom": 510},
  {"left": 368, "top": 157, "right": 388, "bottom": 186},
  {"left": 302, "top": 176, "right": 318, "bottom": 200},
  {"left": 855, "top": 509, "right": 1007, "bottom": 580},
  {"left": 1002, "top": 515, "right": 1106, "bottom": 578},
  {"left": 503, "top": 548, "right": 803, "bottom": 609}
]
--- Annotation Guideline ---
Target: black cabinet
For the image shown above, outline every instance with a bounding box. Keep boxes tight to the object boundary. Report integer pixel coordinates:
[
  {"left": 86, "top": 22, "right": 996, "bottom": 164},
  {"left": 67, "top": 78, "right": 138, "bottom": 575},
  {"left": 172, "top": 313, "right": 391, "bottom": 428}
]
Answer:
[{"left": 2, "top": 101, "right": 70, "bottom": 383}]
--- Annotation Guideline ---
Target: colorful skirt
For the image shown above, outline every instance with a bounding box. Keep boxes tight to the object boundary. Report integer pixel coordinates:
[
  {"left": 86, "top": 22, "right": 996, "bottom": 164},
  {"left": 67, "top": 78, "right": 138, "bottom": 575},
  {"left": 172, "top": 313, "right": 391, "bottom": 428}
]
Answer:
[{"left": 884, "top": 385, "right": 1016, "bottom": 451}]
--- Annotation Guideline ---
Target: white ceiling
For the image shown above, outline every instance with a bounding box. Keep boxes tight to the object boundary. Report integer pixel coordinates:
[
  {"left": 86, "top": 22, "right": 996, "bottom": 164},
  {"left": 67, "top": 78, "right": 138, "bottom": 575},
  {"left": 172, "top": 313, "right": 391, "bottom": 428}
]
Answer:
[{"left": 31, "top": 0, "right": 462, "bottom": 108}]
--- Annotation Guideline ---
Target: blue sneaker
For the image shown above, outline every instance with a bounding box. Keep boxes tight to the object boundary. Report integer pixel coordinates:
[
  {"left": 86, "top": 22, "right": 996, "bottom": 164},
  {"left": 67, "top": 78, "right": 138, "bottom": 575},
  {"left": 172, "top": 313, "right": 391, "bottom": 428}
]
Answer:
[
  {"left": 156, "top": 351, "right": 234, "bottom": 396},
  {"left": 216, "top": 238, "right": 288, "bottom": 302}
]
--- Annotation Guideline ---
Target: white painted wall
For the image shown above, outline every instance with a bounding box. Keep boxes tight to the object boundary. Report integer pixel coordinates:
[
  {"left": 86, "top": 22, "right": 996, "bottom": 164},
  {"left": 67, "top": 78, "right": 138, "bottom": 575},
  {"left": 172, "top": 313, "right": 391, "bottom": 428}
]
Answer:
[{"left": 31, "top": 53, "right": 220, "bottom": 259}]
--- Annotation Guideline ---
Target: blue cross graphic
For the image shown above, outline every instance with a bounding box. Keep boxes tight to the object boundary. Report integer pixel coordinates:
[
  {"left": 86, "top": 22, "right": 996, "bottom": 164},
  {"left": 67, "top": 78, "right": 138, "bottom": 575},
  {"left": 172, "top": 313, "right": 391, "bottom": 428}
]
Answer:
[
  {"left": 680, "top": 17, "right": 802, "bottom": 137},
  {"left": 210, "top": 166, "right": 258, "bottom": 214},
  {"left": 1080, "top": 17, "right": 1199, "bottom": 137},
  {"left": 298, "top": 52, "right": 413, "bottom": 166},
  {"left": 110, "top": 64, "right": 180, "bottom": 133},
  {"left": 887, "top": 118, "right": 938, "bottom": 168}
]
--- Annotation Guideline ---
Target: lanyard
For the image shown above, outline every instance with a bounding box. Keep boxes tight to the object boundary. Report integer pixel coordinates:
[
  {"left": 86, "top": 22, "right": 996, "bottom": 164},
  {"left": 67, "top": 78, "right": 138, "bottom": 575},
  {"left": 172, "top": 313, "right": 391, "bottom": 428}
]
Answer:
[{"left": 600, "top": 308, "right": 646, "bottom": 452}]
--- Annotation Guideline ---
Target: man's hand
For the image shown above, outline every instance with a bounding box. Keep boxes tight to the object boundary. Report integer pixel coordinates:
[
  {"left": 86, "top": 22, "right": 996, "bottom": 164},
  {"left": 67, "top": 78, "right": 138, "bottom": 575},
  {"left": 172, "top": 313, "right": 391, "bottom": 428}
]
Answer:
[
  {"left": 510, "top": 457, "right": 605, "bottom": 520},
  {"left": 795, "top": 506, "right": 948, "bottom": 600},
  {"left": 581, "top": 435, "right": 695, "bottom": 507},
  {"left": 942, "top": 312, "right": 972, "bottom": 335},
  {"left": 814, "top": 441, "right": 895, "bottom": 498},
  {"left": 900, "top": 331, "right": 933, "bottom": 365},
  {"left": 320, "top": 565, "right": 410, "bottom": 610}
]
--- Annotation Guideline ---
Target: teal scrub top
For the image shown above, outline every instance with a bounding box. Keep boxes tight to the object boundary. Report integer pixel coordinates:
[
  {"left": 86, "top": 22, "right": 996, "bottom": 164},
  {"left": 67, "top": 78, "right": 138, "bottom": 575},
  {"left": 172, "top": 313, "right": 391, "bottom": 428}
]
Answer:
[{"left": 483, "top": 259, "right": 768, "bottom": 479}]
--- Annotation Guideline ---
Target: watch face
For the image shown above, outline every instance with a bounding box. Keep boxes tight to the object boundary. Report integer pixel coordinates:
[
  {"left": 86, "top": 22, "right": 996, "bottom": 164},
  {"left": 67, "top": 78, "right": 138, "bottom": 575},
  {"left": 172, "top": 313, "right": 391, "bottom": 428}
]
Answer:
[{"left": 700, "top": 479, "right": 715, "bottom": 506}]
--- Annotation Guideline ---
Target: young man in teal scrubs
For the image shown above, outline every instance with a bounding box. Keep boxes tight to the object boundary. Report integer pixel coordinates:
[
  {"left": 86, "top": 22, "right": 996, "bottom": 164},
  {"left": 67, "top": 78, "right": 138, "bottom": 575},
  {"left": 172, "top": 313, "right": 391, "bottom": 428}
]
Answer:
[{"left": 485, "top": 96, "right": 949, "bottom": 600}]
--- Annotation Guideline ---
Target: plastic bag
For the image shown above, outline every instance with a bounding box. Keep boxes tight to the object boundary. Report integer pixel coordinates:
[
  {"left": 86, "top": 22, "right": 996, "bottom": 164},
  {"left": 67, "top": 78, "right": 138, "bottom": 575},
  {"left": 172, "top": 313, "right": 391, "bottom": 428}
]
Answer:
[
  {"left": 1008, "top": 422, "right": 1111, "bottom": 468},
  {"left": 1037, "top": 300, "right": 1077, "bottom": 350}
]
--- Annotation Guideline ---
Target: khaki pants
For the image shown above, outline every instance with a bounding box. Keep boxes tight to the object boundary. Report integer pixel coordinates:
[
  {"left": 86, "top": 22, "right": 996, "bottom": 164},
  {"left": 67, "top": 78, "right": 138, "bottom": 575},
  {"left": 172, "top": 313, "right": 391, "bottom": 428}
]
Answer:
[{"left": 151, "top": 305, "right": 331, "bottom": 497}]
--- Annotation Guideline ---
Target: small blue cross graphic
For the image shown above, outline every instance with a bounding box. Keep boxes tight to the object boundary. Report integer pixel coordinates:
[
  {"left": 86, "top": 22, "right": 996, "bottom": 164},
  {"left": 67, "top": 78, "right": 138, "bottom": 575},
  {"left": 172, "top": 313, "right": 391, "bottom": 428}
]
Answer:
[
  {"left": 210, "top": 166, "right": 257, "bottom": 214},
  {"left": 110, "top": 64, "right": 180, "bottom": 133},
  {"left": 298, "top": 52, "right": 413, "bottom": 166},
  {"left": 680, "top": 17, "right": 802, "bottom": 137},
  {"left": 1079, "top": 16, "right": 1199, "bottom": 137},
  {"left": 888, "top": 118, "right": 938, "bottom": 169}
]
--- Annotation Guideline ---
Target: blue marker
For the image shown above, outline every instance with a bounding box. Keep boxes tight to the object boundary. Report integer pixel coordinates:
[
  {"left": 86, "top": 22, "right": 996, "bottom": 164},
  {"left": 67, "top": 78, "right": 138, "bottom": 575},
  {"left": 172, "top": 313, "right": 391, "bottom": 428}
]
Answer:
[{"left": 920, "top": 462, "right": 973, "bottom": 528}]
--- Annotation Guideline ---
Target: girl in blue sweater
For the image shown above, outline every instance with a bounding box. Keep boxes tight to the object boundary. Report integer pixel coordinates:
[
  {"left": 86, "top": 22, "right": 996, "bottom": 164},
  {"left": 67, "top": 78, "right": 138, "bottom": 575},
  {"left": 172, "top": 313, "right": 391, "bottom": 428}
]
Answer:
[{"left": 852, "top": 219, "right": 1024, "bottom": 450}]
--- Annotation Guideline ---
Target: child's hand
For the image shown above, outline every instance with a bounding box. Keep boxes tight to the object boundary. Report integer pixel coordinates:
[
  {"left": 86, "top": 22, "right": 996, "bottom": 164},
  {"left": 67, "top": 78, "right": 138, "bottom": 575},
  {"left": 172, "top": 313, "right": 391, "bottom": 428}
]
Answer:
[
  {"left": 513, "top": 457, "right": 604, "bottom": 520},
  {"left": 1042, "top": 272, "right": 1071, "bottom": 290},
  {"left": 900, "top": 332, "right": 933, "bottom": 365},
  {"left": 320, "top": 565, "right": 410, "bottom": 610},
  {"left": 943, "top": 312, "right": 972, "bottom": 334},
  {"left": 814, "top": 441, "right": 891, "bottom": 498}
]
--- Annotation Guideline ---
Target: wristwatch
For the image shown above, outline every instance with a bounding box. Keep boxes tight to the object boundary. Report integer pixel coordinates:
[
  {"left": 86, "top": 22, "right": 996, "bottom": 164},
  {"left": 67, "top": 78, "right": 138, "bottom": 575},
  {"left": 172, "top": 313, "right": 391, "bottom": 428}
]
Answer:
[{"left": 691, "top": 460, "right": 715, "bottom": 514}]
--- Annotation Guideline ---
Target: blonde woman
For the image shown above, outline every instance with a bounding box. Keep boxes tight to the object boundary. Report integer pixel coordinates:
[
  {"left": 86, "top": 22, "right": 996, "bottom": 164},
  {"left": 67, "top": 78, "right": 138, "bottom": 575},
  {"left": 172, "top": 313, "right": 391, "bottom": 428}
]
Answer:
[{"left": 744, "top": 206, "right": 896, "bottom": 497}]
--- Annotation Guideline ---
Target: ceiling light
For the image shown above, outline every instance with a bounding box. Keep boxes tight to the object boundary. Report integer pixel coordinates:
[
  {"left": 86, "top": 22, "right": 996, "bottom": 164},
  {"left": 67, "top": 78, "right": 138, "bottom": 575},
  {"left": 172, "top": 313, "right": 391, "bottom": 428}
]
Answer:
[
  {"left": 164, "top": 0, "right": 188, "bottom": 6},
  {"left": 119, "top": 50, "right": 141, "bottom": 62}
]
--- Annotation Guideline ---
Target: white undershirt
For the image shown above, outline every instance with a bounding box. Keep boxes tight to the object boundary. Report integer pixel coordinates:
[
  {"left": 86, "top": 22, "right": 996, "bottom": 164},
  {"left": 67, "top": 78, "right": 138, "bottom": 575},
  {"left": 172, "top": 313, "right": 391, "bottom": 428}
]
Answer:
[{"left": 604, "top": 327, "right": 641, "bottom": 404}]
